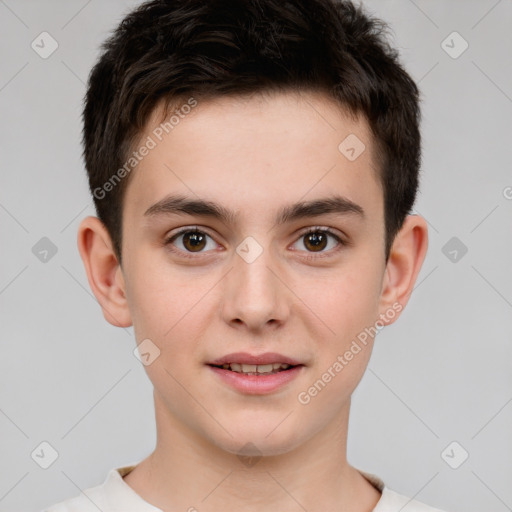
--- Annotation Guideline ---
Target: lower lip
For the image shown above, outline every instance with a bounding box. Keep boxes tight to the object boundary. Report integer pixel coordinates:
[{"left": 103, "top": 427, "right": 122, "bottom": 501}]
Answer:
[{"left": 207, "top": 365, "right": 304, "bottom": 394}]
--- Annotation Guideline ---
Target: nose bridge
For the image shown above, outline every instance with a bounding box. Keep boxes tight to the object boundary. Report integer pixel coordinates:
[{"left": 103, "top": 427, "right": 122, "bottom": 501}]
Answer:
[{"left": 221, "top": 235, "right": 288, "bottom": 328}]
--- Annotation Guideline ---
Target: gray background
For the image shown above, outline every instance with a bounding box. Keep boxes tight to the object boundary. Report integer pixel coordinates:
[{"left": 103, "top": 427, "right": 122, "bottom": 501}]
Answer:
[{"left": 1, "top": 1, "right": 511, "bottom": 511}]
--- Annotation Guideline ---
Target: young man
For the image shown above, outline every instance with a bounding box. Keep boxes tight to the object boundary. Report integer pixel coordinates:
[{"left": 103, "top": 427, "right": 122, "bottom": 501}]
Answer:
[{"left": 44, "top": 0, "right": 448, "bottom": 510}]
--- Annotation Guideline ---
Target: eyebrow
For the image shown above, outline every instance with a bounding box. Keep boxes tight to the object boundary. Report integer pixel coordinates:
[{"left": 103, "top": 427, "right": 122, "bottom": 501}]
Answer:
[{"left": 143, "top": 193, "right": 365, "bottom": 227}]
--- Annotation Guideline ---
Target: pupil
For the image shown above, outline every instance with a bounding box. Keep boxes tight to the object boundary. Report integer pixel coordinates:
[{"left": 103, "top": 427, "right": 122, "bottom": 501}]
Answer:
[
  {"left": 305, "top": 232, "right": 326, "bottom": 252},
  {"left": 184, "top": 231, "right": 206, "bottom": 251}
]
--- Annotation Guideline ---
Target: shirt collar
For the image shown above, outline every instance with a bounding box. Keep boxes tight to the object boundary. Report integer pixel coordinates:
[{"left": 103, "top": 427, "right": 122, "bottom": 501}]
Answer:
[{"left": 107, "top": 464, "right": 392, "bottom": 511}]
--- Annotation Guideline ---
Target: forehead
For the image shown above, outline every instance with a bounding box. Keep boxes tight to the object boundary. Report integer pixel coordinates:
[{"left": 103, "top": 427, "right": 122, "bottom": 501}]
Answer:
[{"left": 122, "top": 90, "right": 383, "bottom": 228}]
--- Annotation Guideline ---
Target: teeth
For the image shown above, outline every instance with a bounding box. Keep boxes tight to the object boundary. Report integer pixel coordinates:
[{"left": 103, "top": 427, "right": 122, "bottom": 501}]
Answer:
[
  {"left": 220, "top": 362, "right": 292, "bottom": 374},
  {"left": 255, "top": 364, "right": 273, "bottom": 373}
]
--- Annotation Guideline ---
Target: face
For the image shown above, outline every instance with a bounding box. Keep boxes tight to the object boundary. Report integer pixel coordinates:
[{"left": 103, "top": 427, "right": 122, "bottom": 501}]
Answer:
[{"left": 117, "top": 91, "right": 391, "bottom": 456}]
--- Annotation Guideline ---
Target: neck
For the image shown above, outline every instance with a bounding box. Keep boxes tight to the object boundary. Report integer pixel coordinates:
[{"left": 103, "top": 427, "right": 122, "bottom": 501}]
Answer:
[{"left": 123, "top": 392, "right": 381, "bottom": 512}]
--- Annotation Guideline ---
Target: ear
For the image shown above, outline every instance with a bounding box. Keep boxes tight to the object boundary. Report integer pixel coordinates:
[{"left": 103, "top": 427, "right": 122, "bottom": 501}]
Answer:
[
  {"left": 77, "top": 216, "right": 132, "bottom": 328},
  {"left": 377, "top": 214, "right": 429, "bottom": 326}
]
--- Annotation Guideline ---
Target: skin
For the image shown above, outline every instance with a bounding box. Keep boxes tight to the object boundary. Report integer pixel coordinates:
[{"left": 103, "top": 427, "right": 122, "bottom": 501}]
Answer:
[{"left": 78, "top": 90, "right": 428, "bottom": 512}]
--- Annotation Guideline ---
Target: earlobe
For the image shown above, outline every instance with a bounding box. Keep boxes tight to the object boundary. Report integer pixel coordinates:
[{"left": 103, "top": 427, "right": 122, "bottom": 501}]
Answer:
[
  {"left": 377, "top": 214, "right": 429, "bottom": 326},
  {"left": 77, "top": 216, "right": 133, "bottom": 328}
]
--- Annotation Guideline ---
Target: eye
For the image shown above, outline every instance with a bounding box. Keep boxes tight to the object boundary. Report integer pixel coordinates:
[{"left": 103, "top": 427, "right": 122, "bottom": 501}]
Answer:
[
  {"left": 164, "top": 227, "right": 219, "bottom": 258},
  {"left": 291, "top": 227, "right": 344, "bottom": 256},
  {"left": 164, "top": 226, "right": 346, "bottom": 260}
]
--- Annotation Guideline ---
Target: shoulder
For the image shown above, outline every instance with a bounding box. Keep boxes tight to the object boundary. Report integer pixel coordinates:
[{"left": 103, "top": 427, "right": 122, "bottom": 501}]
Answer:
[
  {"left": 41, "top": 465, "right": 140, "bottom": 512},
  {"left": 357, "top": 469, "right": 450, "bottom": 512},
  {"left": 376, "top": 487, "right": 450, "bottom": 512},
  {"left": 41, "top": 487, "right": 105, "bottom": 512}
]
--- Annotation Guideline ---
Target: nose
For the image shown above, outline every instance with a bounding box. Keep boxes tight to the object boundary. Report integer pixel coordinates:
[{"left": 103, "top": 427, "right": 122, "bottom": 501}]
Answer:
[{"left": 220, "top": 239, "right": 290, "bottom": 332}]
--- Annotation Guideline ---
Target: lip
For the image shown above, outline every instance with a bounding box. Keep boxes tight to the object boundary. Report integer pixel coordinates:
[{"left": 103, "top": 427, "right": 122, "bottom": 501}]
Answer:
[
  {"left": 208, "top": 364, "right": 304, "bottom": 394},
  {"left": 207, "top": 352, "right": 303, "bottom": 366}
]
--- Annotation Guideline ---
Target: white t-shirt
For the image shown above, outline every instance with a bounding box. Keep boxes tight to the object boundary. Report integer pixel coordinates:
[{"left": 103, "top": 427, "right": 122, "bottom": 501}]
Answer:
[{"left": 42, "top": 464, "right": 448, "bottom": 512}]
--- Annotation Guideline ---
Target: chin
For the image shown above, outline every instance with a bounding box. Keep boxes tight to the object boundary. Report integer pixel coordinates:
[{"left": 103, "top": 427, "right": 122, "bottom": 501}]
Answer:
[{"left": 207, "top": 423, "right": 305, "bottom": 459}]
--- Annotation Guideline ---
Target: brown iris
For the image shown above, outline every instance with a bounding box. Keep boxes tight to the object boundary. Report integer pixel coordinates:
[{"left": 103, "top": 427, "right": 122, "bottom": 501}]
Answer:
[
  {"left": 182, "top": 231, "right": 207, "bottom": 252},
  {"left": 303, "top": 231, "right": 328, "bottom": 252}
]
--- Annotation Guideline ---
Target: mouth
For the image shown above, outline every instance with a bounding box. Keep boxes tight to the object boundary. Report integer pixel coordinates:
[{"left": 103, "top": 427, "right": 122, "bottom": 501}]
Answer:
[
  {"left": 206, "top": 352, "right": 305, "bottom": 393},
  {"left": 207, "top": 362, "right": 304, "bottom": 394},
  {"left": 206, "top": 352, "right": 304, "bottom": 375},
  {"left": 208, "top": 362, "right": 300, "bottom": 375}
]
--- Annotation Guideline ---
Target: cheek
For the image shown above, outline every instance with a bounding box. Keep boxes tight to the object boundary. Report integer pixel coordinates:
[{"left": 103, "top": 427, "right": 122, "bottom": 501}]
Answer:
[
  {"left": 125, "top": 256, "right": 218, "bottom": 375},
  {"left": 123, "top": 255, "right": 192, "bottom": 343},
  {"left": 297, "top": 262, "right": 382, "bottom": 341},
  {"left": 124, "top": 264, "right": 208, "bottom": 401},
  {"left": 295, "top": 269, "right": 380, "bottom": 415}
]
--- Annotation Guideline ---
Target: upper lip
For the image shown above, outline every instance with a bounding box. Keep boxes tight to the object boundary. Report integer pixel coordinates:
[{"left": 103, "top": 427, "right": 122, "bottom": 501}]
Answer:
[{"left": 207, "top": 352, "right": 303, "bottom": 366}]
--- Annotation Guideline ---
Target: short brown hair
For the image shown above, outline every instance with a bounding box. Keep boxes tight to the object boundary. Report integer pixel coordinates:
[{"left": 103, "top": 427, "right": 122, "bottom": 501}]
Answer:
[{"left": 82, "top": 0, "right": 422, "bottom": 264}]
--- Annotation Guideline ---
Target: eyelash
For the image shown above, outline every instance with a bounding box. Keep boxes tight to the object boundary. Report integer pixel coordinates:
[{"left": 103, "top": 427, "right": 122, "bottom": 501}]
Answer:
[{"left": 163, "top": 226, "right": 346, "bottom": 260}]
